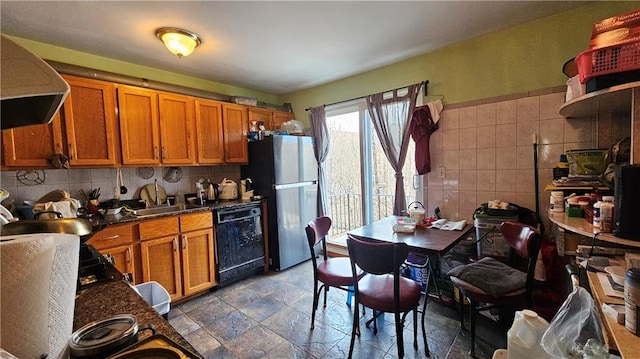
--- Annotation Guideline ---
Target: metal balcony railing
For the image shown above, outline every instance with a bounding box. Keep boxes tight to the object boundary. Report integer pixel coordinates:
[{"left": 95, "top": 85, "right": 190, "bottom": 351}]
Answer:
[{"left": 328, "top": 193, "right": 411, "bottom": 238}]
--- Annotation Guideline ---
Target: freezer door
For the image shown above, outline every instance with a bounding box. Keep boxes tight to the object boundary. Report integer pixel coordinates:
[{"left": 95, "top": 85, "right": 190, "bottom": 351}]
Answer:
[
  {"left": 275, "top": 183, "right": 317, "bottom": 270},
  {"left": 299, "top": 136, "right": 318, "bottom": 182},
  {"left": 273, "top": 135, "right": 300, "bottom": 185}
]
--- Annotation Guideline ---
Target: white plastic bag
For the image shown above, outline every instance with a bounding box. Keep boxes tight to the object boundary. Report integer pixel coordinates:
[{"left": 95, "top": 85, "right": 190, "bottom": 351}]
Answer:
[{"left": 540, "top": 287, "right": 607, "bottom": 359}]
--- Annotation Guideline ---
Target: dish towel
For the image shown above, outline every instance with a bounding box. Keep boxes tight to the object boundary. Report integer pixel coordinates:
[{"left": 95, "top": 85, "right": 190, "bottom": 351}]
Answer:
[{"left": 33, "top": 198, "right": 80, "bottom": 218}]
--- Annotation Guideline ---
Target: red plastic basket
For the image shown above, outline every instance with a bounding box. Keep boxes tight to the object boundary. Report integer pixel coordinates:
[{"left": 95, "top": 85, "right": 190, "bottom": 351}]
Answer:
[{"left": 575, "top": 40, "right": 640, "bottom": 83}]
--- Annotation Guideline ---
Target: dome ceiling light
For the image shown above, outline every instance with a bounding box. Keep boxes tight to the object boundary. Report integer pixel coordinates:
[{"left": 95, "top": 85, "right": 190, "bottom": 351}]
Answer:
[{"left": 155, "top": 27, "right": 201, "bottom": 58}]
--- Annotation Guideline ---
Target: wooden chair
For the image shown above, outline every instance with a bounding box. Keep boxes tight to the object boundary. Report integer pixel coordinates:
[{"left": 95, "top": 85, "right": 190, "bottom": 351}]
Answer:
[
  {"left": 448, "top": 221, "right": 542, "bottom": 357},
  {"left": 306, "top": 216, "right": 364, "bottom": 330},
  {"left": 346, "top": 234, "right": 429, "bottom": 359}
]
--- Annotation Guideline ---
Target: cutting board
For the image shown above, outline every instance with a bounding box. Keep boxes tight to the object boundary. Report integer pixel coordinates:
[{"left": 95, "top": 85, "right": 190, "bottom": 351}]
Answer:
[{"left": 140, "top": 184, "right": 167, "bottom": 205}]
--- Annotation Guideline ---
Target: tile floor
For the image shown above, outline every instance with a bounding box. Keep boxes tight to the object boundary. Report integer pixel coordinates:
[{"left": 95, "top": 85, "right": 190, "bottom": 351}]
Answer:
[{"left": 167, "top": 260, "right": 507, "bottom": 359}]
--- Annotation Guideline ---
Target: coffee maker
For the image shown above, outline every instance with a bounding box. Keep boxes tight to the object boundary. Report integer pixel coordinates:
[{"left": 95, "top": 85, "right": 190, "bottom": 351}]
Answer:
[{"left": 240, "top": 178, "right": 253, "bottom": 201}]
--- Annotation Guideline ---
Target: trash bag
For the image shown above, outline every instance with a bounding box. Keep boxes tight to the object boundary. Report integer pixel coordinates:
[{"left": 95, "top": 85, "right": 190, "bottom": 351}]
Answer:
[{"left": 540, "top": 286, "right": 607, "bottom": 359}]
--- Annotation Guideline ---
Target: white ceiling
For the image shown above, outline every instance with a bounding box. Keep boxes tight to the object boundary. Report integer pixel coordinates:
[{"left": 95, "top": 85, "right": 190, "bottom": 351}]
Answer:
[{"left": 1, "top": 1, "right": 586, "bottom": 95}]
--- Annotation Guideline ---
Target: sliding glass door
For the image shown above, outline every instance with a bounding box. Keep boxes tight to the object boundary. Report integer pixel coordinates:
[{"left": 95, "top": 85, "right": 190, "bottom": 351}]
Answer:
[{"left": 325, "top": 100, "right": 421, "bottom": 241}]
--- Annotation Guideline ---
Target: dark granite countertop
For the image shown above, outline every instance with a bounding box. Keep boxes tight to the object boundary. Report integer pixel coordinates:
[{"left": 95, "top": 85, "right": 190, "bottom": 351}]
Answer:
[
  {"left": 98, "top": 199, "right": 264, "bottom": 225},
  {"left": 74, "top": 278, "right": 202, "bottom": 358}
]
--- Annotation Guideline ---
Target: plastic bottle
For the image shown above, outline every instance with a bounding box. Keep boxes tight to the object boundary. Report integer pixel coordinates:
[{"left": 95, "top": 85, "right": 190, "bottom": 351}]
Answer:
[
  {"left": 550, "top": 191, "right": 564, "bottom": 213},
  {"left": 507, "top": 309, "right": 551, "bottom": 359},
  {"left": 600, "top": 196, "right": 615, "bottom": 233},
  {"left": 592, "top": 199, "right": 602, "bottom": 228}
]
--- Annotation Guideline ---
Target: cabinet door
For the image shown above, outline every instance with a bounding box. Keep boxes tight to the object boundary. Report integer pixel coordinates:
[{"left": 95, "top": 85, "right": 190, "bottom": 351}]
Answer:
[
  {"left": 118, "top": 85, "right": 160, "bottom": 165},
  {"left": 272, "top": 111, "right": 294, "bottom": 131},
  {"left": 248, "top": 107, "right": 272, "bottom": 130},
  {"left": 222, "top": 103, "right": 248, "bottom": 163},
  {"left": 141, "top": 235, "right": 183, "bottom": 300},
  {"left": 158, "top": 92, "right": 195, "bottom": 165},
  {"left": 1, "top": 112, "right": 64, "bottom": 167},
  {"left": 104, "top": 244, "right": 136, "bottom": 283},
  {"left": 181, "top": 228, "right": 216, "bottom": 295},
  {"left": 194, "top": 98, "right": 224, "bottom": 164},
  {"left": 62, "top": 75, "right": 118, "bottom": 166}
]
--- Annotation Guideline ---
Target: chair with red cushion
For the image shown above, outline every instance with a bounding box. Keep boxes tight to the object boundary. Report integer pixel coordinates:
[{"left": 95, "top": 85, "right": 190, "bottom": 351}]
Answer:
[
  {"left": 346, "top": 234, "right": 429, "bottom": 359},
  {"left": 306, "top": 216, "right": 364, "bottom": 330},
  {"left": 448, "top": 221, "right": 542, "bottom": 358}
]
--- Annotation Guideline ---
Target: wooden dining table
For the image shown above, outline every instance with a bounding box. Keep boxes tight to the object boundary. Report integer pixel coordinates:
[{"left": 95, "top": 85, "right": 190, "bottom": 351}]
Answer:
[{"left": 347, "top": 215, "right": 474, "bottom": 302}]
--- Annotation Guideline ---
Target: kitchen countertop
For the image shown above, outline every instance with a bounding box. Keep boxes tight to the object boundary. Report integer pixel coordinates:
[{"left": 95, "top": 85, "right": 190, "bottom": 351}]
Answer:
[
  {"left": 98, "top": 199, "right": 264, "bottom": 225},
  {"left": 74, "top": 277, "right": 202, "bottom": 358}
]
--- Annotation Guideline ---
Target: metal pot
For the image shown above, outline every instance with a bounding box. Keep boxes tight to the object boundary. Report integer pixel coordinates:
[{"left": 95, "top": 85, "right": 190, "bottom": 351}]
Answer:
[
  {"left": 68, "top": 314, "right": 155, "bottom": 358},
  {"left": 407, "top": 201, "right": 426, "bottom": 223},
  {"left": 0, "top": 211, "right": 97, "bottom": 243}
]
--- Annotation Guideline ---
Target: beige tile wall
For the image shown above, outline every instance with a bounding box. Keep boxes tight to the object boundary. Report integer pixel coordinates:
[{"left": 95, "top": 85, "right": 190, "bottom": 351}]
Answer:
[
  {"left": 425, "top": 88, "right": 615, "bottom": 230},
  {"left": 1, "top": 165, "right": 241, "bottom": 206}
]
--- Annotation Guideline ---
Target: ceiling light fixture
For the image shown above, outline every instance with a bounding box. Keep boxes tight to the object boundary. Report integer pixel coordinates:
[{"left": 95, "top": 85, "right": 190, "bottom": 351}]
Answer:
[{"left": 155, "top": 27, "right": 201, "bottom": 58}]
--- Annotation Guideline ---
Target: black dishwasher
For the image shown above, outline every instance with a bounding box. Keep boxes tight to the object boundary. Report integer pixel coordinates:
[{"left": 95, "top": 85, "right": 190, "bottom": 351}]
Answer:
[{"left": 215, "top": 202, "right": 265, "bottom": 285}]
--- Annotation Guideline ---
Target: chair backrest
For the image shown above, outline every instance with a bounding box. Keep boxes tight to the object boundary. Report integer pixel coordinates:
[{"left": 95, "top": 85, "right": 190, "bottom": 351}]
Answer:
[
  {"left": 346, "top": 235, "right": 408, "bottom": 275},
  {"left": 500, "top": 221, "right": 542, "bottom": 305},
  {"left": 305, "top": 216, "right": 332, "bottom": 262}
]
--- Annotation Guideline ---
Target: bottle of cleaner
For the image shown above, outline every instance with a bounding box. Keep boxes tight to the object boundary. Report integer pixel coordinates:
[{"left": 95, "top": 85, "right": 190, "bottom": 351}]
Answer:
[
  {"left": 507, "top": 309, "right": 550, "bottom": 359},
  {"left": 600, "top": 196, "right": 615, "bottom": 233}
]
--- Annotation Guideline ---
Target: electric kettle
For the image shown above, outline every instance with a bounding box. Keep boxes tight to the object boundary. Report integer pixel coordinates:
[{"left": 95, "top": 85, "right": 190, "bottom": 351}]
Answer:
[
  {"left": 206, "top": 183, "right": 219, "bottom": 202},
  {"left": 218, "top": 179, "right": 238, "bottom": 200}
]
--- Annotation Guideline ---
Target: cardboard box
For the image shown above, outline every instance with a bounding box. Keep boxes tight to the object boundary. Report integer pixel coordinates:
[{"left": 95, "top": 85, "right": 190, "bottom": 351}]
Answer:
[{"left": 591, "top": 9, "right": 640, "bottom": 50}]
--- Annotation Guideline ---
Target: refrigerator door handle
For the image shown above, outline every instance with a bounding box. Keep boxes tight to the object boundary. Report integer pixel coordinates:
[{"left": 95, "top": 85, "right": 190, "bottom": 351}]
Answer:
[{"left": 274, "top": 181, "right": 317, "bottom": 190}]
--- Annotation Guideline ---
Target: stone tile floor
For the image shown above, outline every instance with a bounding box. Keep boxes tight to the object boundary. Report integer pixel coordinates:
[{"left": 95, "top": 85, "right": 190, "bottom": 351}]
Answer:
[{"left": 167, "top": 260, "right": 507, "bottom": 358}]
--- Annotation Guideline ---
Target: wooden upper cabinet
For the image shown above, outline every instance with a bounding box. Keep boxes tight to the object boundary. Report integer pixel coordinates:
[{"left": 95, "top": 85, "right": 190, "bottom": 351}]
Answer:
[
  {"left": 222, "top": 103, "right": 249, "bottom": 163},
  {"left": 195, "top": 98, "right": 225, "bottom": 164},
  {"left": 118, "top": 85, "right": 161, "bottom": 165},
  {"left": 248, "top": 107, "right": 272, "bottom": 130},
  {"left": 2, "top": 112, "right": 64, "bottom": 167},
  {"left": 158, "top": 92, "right": 195, "bottom": 165},
  {"left": 61, "top": 75, "right": 118, "bottom": 166},
  {"left": 272, "top": 110, "right": 294, "bottom": 131}
]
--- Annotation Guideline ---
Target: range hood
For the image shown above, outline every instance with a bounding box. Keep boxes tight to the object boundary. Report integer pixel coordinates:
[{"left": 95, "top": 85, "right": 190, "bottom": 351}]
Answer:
[{"left": 1, "top": 35, "right": 69, "bottom": 130}]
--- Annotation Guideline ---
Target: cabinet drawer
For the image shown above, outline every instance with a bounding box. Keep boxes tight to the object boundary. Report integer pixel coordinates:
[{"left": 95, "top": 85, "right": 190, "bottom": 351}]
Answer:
[
  {"left": 139, "top": 217, "right": 179, "bottom": 241},
  {"left": 87, "top": 223, "right": 134, "bottom": 249},
  {"left": 180, "top": 211, "right": 213, "bottom": 232}
]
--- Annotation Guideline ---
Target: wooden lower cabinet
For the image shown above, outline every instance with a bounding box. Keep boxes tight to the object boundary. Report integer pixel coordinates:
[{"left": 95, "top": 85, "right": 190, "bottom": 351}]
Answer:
[
  {"left": 87, "top": 223, "right": 137, "bottom": 284},
  {"left": 139, "top": 212, "right": 215, "bottom": 301}
]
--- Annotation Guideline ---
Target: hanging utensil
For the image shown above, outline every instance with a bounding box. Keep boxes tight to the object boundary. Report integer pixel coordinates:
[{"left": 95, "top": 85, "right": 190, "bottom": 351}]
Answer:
[{"left": 118, "top": 168, "right": 128, "bottom": 194}]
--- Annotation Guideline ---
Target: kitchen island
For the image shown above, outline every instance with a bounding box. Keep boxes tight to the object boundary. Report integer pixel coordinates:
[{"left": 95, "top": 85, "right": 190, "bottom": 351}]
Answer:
[{"left": 74, "top": 277, "right": 202, "bottom": 358}]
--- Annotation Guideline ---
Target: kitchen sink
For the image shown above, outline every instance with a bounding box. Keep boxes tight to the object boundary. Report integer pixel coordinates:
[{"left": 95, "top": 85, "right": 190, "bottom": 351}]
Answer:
[{"left": 132, "top": 204, "right": 188, "bottom": 217}]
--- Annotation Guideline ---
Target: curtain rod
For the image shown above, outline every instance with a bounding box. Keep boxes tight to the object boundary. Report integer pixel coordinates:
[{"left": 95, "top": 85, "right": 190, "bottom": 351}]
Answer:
[{"left": 305, "top": 80, "right": 429, "bottom": 111}]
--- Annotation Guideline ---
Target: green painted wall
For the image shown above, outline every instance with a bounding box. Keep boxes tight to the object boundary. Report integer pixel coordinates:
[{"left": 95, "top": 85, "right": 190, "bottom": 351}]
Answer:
[
  {"left": 7, "top": 36, "right": 280, "bottom": 105},
  {"left": 281, "top": 1, "right": 640, "bottom": 124}
]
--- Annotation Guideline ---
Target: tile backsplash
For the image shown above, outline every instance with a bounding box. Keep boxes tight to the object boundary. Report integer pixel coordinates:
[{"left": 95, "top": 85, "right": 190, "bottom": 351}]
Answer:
[
  {"left": 424, "top": 88, "right": 630, "bottom": 228},
  {"left": 1, "top": 165, "right": 240, "bottom": 207}
]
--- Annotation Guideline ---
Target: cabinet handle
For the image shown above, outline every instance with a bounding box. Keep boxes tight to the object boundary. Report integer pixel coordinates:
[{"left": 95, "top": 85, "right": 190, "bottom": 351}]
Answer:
[
  {"left": 125, "top": 247, "right": 131, "bottom": 266},
  {"left": 68, "top": 143, "right": 74, "bottom": 160},
  {"left": 154, "top": 146, "right": 159, "bottom": 160},
  {"left": 182, "top": 234, "right": 188, "bottom": 250},
  {"left": 99, "top": 234, "right": 120, "bottom": 241},
  {"left": 162, "top": 146, "right": 166, "bottom": 160},
  {"left": 173, "top": 237, "right": 178, "bottom": 252}
]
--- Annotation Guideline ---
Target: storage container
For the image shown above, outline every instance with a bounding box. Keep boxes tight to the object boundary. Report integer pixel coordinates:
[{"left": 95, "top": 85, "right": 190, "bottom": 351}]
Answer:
[
  {"left": 507, "top": 309, "right": 550, "bottom": 359},
  {"left": 133, "top": 281, "right": 171, "bottom": 316},
  {"left": 576, "top": 41, "right": 640, "bottom": 84},
  {"left": 474, "top": 212, "right": 518, "bottom": 258},
  {"left": 566, "top": 149, "right": 608, "bottom": 177}
]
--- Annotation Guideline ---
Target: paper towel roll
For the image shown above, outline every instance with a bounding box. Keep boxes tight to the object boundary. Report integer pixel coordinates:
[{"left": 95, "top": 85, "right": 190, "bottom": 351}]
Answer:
[{"left": 1, "top": 233, "right": 79, "bottom": 359}]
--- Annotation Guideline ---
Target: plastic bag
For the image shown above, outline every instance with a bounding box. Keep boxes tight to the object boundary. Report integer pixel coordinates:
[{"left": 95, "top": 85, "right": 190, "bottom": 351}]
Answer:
[{"left": 540, "top": 286, "right": 607, "bottom": 359}]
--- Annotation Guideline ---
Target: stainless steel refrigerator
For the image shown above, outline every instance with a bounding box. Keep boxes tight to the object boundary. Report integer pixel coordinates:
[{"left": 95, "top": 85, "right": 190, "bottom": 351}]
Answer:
[{"left": 241, "top": 135, "right": 318, "bottom": 271}]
